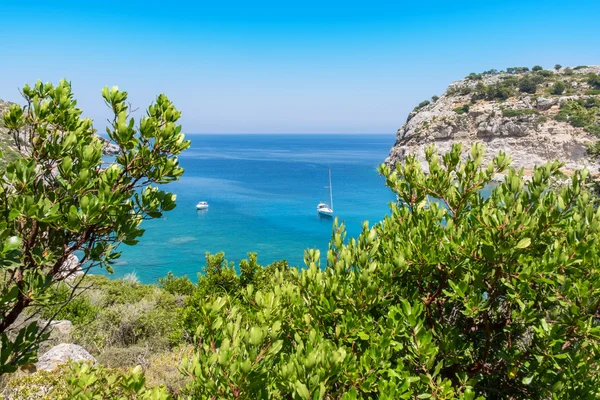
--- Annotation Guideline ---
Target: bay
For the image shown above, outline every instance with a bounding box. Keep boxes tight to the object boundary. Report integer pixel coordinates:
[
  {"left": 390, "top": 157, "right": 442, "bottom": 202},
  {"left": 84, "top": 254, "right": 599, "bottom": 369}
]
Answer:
[{"left": 103, "top": 134, "right": 398, "bottom": 283}]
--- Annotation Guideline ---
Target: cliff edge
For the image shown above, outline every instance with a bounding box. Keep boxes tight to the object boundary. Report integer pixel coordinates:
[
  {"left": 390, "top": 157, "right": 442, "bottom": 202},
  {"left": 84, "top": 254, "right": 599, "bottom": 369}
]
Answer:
[{"left": 386, "top": 65, "right": 600, "bottom": 176}]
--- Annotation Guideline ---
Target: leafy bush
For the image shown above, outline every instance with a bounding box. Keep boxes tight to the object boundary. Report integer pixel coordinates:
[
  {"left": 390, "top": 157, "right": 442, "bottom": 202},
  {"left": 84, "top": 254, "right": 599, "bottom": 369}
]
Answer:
[
  {"left": 588, "top": 73, "right": 600, "bottom": 89},
  {"left": 158, "top": 272, "right": 195, "bottom": 296},
  {"left": 466, "top": 72, "right": 482, "bottom": 80},
  {"left": 453, "top": 104, "right": 470, "bottom": 114},
  {"left": 518, "top": 76, "right": 538, "bottom": 93},
  {"left": 502, "top": 108, "right": 539, "bottom": 117},
  {"left": 413, "top": 100, "right": 431, "bottom": 112},
  {"left": 564, "top": 67, "right": 574, "bottom": 75},
  {"left": 551, "top": 80, "right": 566, "bottom": 95},
  {"left": 555, "top": 99, "right": 599, "bottom": 133},
  {"left": 532, "top": 65, "right": 543, "bottom": 71},
  {"left": 538, "top": 69, "right": 553, "bottom": 77},
  {"left": 554, "top": 64, "right": 562, "bottom": 71},
  {"left": 180, "top": 144, "right": 600, "bottom": 399},
  {"left": 431, "top": 95, "right": 440, "bottom": 102}
]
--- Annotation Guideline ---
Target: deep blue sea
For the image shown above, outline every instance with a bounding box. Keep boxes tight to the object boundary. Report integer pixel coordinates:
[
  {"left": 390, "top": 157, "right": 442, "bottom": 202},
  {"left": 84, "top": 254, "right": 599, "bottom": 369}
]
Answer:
[{"left": 104, "top": 134, "right": 398, "bottom": 283}]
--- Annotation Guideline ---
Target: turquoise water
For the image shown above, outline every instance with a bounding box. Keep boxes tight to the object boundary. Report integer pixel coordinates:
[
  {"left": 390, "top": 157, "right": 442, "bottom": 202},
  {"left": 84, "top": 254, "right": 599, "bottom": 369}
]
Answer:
[{"left": 104, "top": 134, "right": 397, "bottom": 283}]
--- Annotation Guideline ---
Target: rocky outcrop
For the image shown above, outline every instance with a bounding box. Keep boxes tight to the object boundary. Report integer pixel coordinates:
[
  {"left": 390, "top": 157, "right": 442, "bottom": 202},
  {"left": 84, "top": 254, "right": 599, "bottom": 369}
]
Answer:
[
  {"left": 386, "top": 66, "right": 600, "bottom": 177},
  {"left": 35, "top": 343, "right": 96, "bottom": 372},
  {"left": 55, "top": 254, "right": 84, "bottom": 280}
]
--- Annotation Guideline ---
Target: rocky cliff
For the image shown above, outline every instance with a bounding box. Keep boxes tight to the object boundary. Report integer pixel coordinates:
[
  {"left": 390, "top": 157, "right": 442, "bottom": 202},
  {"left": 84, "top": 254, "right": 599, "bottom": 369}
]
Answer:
[{"left": 386, "top": 66, "right": 600, "bottom": 177}]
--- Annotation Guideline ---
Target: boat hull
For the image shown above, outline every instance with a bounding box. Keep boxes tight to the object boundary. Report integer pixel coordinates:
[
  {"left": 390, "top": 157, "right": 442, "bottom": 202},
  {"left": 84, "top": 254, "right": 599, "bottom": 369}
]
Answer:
[{"left": 317, "top": 207, "right": 333, "bottom": 217}]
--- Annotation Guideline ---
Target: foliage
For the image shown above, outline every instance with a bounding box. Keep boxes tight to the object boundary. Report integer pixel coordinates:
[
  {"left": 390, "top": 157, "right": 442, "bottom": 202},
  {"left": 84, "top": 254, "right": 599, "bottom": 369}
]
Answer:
[
  {"left": 0, "top": 80, "right": 190, "bottom": 372},
  {"left": 157, "top": 272, "right": 195, "bottom": 296},
  {"left": 506, "top": 67, "right": 530, "bottom": 74},
  {"left": 414, "top": 100, "right": 431, "bottom": 112},
  {"left": 564, "top": 67, "right": 574, "bottom": 75},
  {"left": 2, "top": 362, "right": 170, "bottom": 399},
  {"left": 179, "top": 144, "right": 600, "bottom": 399},
  {"left": 453, "top": 104, "right": 470, "bottom": 114},
  {"left": 532, "top": 65, "right": 543, "bottom": 71},
  {"left": 588, "top": 74, "right": 600, "bottom": 89},
  {"left": 466, "top": 73, "right": 482, "bottom": 81},
  {"left": 65, "top": 362, "right": 171, "bottom": 399},
  {"left": 537, "top": 69, "right": 553, "bottom": 77},
  {"left": 501, "top": 108, "right": 539, "bottom": 118},
  {"left": 555, "top": 98, "right": 600, "bottom": 134},
  {"left": 518, "top": 76, "right": 538, "bottom": 94},
  {"left": 431, "top": 95, "right": 440, "bottom": 102},
  {"left": 551, "top": 80, "right": 566, "bottom": 95},
  {"left": 554, "top": 64, "right": 562, "bottom": 71}
]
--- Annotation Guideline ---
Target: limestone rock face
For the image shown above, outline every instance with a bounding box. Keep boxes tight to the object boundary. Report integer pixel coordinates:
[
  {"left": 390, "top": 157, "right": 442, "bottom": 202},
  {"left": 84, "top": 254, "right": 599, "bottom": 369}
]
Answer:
[
  {"left": 35, "top": 343, "right": 96, "bottom": 372},
  {"left": 386, "top": 66, "right": 600, "bottom": 177}
]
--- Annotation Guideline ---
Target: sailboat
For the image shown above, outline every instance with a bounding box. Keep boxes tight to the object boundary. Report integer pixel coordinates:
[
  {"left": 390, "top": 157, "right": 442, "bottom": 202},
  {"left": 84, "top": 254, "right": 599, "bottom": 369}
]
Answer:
[{"left": 317, "top": 168, "right": 334, "bottom": 217}]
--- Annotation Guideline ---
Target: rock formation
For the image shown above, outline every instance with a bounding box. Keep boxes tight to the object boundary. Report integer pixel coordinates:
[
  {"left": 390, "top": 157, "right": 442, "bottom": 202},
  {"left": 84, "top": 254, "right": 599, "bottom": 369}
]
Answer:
[
  {"left": 35, "top": 343, "right": 96, "bottom": 372},
  {"left": 386, "top": 66, "right": 600, "bottom": 177}
]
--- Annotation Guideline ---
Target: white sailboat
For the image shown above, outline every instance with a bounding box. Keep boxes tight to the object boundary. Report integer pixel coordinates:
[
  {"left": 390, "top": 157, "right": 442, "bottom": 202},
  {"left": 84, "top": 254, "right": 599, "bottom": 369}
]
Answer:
[{"left": 317, "top": 168, "right": 334, "bottom": 217}]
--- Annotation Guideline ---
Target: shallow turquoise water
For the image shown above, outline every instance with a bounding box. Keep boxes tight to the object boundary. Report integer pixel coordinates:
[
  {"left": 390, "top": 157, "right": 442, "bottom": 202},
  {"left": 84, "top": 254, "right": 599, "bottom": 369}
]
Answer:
[{"left": 102, "top": 134, "right": 398, "bottom": 283}]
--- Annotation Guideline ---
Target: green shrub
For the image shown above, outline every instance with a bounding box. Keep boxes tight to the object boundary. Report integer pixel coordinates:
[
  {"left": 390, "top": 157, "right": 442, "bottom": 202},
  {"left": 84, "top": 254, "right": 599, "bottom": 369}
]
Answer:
[
  {"left": 532, "top": 65, "right": 543, "bottom": 71},
  {"left": 518, "top": 76, "right": 538, "bottom": 93},
  {"left": 564, "top": 67, "right": 574, "bottom": 75},
  {"left": 502, "top": 108, "right": 539, "bottom": 117},
  {"left": 587, "top": 73, "right": 600, "bottom": 89},
  {"left": 413, "top": 100, "right": 432, "bottom": 112},
  {"left": 180, "top": 144, "right": 600, "bottom": 398},
  {"left": 538, "top": 69, "right": 553, "bottom": 77},
  {"left": 555, "top": 99, "right": 599, "bottom": 132},
  {"left": 431, "top": 95, "right": 439, "bottom": 102},
  {"left": 551, "top": 80, "right": 566, "bottom": 95},
  {"left": 466, "top": 72, "right": 482, "bottom": 80},
  {"left": 574, "top": 65, "right": 588, "bottom": 70},
  {"left": 586, "top": 89, "right": 600, "bottom": 95},
  {"left": 554, "top": 64, "right": 562, "bottom": 71},
  {"left": 453, "top": 104, "right": 470, "bottom": 114},
  {"left": 157, "top": 272, "right": 195, "bottom": 296}
]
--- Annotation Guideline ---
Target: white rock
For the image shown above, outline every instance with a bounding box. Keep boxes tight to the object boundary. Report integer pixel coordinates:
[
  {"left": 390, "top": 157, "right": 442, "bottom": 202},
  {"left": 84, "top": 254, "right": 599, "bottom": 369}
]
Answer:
[{"left": 35, "top": 343, "right": 96, "bottom": 372}]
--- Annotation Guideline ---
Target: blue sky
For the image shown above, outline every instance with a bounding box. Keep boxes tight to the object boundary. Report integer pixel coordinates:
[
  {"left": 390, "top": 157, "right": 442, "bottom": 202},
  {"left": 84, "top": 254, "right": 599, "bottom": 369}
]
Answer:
[{"left": 0, "top": 1, "right": 598, "bottom": 133}]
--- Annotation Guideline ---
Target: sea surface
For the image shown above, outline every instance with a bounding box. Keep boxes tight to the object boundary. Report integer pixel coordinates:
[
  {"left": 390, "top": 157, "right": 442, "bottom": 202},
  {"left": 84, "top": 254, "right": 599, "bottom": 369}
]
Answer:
[{"left": 102, "top": 134, "right": 398, "bottom": 283}]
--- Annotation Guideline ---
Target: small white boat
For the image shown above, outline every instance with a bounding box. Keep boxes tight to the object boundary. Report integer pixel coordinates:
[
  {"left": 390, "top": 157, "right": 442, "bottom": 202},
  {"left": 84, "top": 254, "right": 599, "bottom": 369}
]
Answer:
[
  {"left": 196, "top": 201, "right": 209, "bottom": 210},
  {"left": 317, "top": 168, "right": 334, "bottom": 217}
]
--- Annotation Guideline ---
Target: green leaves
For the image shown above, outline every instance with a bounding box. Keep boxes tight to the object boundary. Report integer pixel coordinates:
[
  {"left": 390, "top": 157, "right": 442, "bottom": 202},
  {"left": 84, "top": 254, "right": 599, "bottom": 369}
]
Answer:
[{"left": 178, "top": 143, "right": 600, "bottom": 399}]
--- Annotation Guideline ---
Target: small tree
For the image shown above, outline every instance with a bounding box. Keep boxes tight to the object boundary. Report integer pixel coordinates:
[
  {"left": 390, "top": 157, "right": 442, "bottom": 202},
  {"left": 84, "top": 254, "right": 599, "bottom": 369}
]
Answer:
[
  {"left": 431, "top": 95, "right": 440, "bottom": 102},
  {"left": 551, "top": 80, "right": 566, "bottom": 95},
  {"left": 554, "top": 64, "right": 562, "bottom": 71},
  {"left": 0, "top": 80, "right": 190, "bottom": 373},
  {"left": 519, "top": 76, "right": 538, "bottom": 93},
  {"left": 532, "top": 65, "right": 543, "bottom": 71}
]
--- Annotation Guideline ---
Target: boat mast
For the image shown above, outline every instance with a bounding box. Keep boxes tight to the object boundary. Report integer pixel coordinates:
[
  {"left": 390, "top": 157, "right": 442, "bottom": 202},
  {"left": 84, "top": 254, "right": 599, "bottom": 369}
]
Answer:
[{"left": 329, "top": 167, "right": 333, "bottom": 211}]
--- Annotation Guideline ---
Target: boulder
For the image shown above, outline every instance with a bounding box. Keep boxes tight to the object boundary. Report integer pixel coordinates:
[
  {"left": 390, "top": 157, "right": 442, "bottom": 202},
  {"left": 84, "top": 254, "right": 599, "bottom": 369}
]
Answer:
[
  {"left": 55, "top": 254, "right": 83, "bottom": 280},
  {"left": 35, "top": 343, "right": 96, "bottom": 372}
]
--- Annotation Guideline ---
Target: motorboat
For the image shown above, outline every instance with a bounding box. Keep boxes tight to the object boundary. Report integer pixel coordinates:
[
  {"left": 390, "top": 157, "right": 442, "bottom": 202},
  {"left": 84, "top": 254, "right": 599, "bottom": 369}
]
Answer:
[{"left": 196, "top": 201, "right": 209, "bottom": 210}]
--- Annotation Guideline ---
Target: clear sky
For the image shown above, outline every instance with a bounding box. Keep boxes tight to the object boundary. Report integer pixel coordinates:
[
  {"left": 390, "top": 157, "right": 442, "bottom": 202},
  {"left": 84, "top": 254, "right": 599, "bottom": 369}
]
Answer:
[{"left": 0, "top": 0, "right": 598, "bottom": 134}]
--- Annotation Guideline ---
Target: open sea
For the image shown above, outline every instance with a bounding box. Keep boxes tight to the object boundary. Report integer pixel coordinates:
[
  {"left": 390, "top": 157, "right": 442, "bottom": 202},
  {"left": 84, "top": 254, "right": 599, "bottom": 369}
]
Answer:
[{"left": 102, "top": 134, "right": 398, "bottom": 283}]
